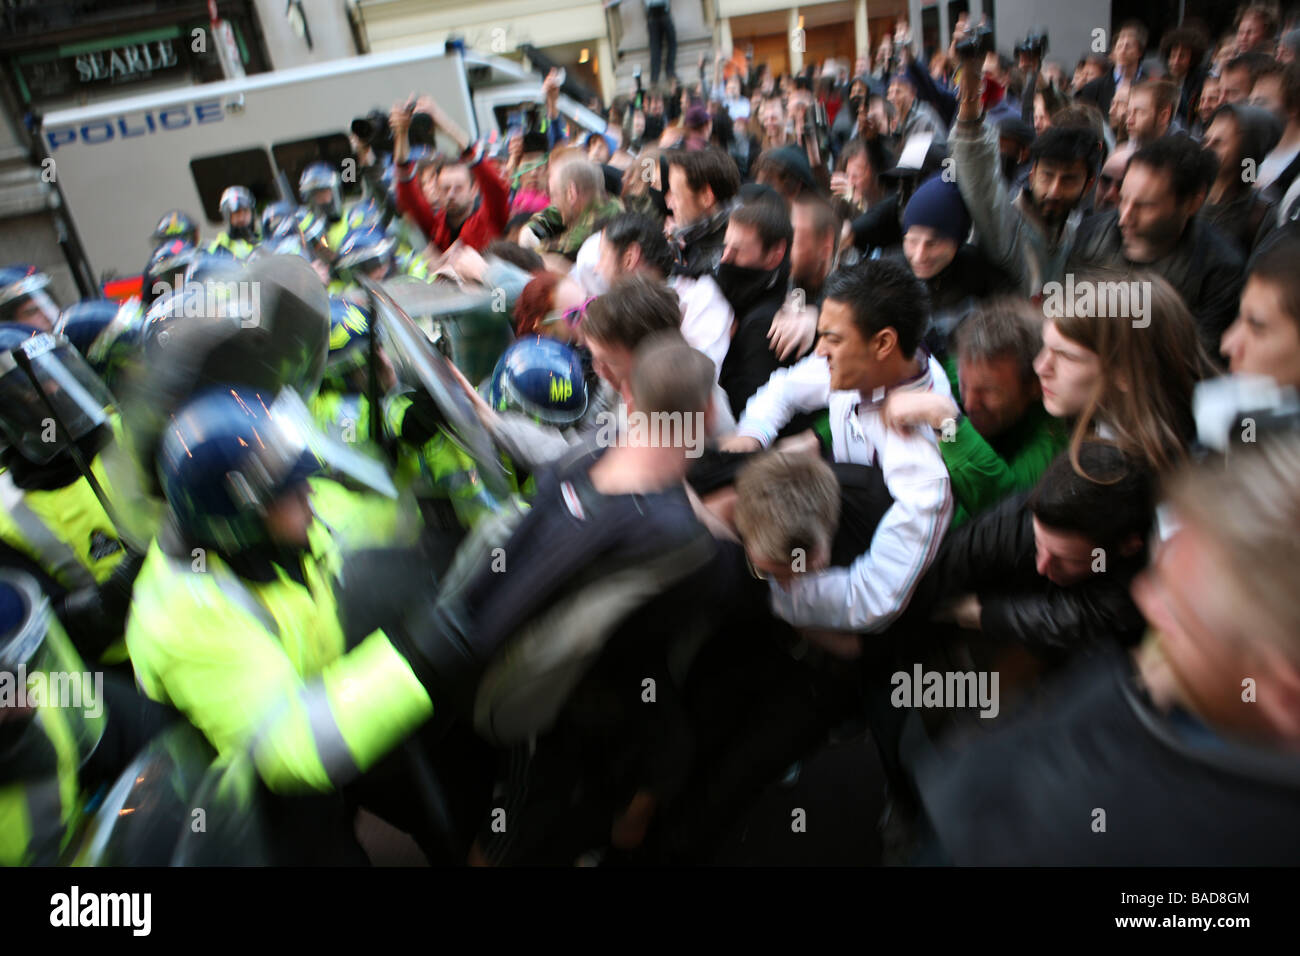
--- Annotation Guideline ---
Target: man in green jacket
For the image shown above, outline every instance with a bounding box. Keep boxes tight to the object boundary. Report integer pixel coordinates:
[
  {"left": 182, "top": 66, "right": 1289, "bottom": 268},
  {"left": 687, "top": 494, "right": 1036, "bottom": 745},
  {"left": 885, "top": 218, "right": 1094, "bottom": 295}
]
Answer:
[{"left": 883, "top": 301, "right": 1066, "bottom": 525}]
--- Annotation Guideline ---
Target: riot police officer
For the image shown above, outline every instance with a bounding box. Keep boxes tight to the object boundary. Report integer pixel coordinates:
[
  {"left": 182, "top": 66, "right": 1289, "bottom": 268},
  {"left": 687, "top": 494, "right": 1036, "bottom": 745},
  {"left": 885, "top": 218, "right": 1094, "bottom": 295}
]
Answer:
[
  {"left": 208, "top": 186, "right": 260, "bottom": 259},
  {"left": 0, "top": 264, "right": 60, "bottom": 332}
]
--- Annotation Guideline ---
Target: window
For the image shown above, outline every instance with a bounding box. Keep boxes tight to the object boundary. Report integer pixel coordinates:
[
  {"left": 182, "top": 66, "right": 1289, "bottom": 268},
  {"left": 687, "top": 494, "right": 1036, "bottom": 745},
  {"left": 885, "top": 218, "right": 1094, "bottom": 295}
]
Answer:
[
  {"left": 189, "top": 148, "right": 276, "bottom": 222},
  {"left": 272, "top": 133, "right": 361, "bottom": 204}
]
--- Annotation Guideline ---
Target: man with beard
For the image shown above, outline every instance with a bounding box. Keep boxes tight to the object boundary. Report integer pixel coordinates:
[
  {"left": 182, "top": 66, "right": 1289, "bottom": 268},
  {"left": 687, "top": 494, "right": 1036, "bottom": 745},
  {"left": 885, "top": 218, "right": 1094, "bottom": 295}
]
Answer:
[
  {"left": 1070, "top": 135, "right": 1243, "bottom": 355},
  {"left": 950, "top": 43, "right": 1103, "bottom": 296},
  {"left": 392, "top": 101, "right": 510, "bottom": 253}
]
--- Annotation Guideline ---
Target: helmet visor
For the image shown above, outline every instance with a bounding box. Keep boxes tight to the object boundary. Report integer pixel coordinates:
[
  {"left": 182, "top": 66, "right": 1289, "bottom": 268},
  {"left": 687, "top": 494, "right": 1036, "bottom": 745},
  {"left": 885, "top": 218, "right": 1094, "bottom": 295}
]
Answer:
[
  {"left": 0, "top": 570, "right": 106, "bottom": 767},
  {"left": 1, "top": 289, "right": 60, "bottom": 331},
  {"left": 0, "top": 334, "right": 112, "bottom": 464},
  {"left": 268, "top": 389, "right": 396, "bottom": 499}
]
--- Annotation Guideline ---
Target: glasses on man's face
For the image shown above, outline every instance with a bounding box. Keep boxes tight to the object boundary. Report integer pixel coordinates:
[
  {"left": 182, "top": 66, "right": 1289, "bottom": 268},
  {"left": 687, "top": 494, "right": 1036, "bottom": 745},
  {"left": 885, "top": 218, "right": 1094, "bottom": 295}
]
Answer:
[{"left": 746, "top": 553, "right": 771, "bottom": 581}]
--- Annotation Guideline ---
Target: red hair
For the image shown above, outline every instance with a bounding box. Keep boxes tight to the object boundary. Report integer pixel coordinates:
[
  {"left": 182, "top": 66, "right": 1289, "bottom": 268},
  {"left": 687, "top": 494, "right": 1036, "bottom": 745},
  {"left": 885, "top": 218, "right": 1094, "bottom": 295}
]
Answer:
[{"left": 513, "top": 271, "right": 562, "bottom": 336}]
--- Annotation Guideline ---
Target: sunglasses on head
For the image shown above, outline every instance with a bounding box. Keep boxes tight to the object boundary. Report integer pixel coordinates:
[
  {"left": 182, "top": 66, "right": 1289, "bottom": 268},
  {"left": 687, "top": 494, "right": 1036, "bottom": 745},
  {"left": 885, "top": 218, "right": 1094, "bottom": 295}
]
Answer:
[{"left": 541, "top": 296, "right": 594, "bottom": 330}]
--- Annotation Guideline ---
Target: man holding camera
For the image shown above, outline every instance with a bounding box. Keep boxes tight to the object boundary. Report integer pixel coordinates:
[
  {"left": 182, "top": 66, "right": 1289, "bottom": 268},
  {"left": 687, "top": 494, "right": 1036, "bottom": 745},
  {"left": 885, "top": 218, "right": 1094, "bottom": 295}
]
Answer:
[
  {"left": 949, "top": 34, "right": 1102, "bottom": 296},
  {"left": 391, "top": 97, "right": 511, "bottom": 254}
]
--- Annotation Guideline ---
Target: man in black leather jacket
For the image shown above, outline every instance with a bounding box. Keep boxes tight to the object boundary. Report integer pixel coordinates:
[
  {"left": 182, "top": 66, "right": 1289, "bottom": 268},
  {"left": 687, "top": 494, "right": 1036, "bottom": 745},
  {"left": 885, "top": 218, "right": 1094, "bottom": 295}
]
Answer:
[{"left": 1069, "top": 135, "right": 1244, "bottom": 357}]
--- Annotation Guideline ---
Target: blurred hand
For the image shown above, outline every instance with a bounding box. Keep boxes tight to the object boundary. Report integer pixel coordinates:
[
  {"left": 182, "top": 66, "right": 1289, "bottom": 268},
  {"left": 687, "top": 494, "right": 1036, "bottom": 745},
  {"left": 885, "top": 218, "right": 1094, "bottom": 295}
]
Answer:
[
  {"left": 767, "top": 297, "right": 819, "bottom": 361},
  {"left": 445, "top": 353, "right": 496, "bottom": 422},
  {"left": 719, "top": 434, "right": 762, "bottom": 454},
  {"left": 659, "top": 125, "right": 685, "bottom": 147},
  {"left": 543, "top": 69, "right": 562, "bottom": 100},
  {"left": 445, "top": 243, "right": 488, "bottom": 284},
  {"left": 800, "top": 627, "right": 863, "bottom": 659},
  {"left": 830, "top": 171, "right": 853, "bottom": 199},
  {"left": 881, "top": 391, "right": 958, "bottom": 432},
  {"left": 934, "top": 593, "right": 982, "bottom": 630},
  {"left": 389, "top": 101, "right": 412, "bottom": 136}
]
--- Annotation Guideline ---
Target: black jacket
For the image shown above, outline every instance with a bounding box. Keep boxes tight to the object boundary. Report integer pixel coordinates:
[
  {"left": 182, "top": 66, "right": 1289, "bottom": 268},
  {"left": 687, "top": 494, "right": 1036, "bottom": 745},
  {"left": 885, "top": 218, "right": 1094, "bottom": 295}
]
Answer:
[
  {"left": 904, "top": 493, "right": 1147, "bottom": 656},
  {"left": 1200, "top": 189, "right": 1276, "bottom": 258},
  {"left": 915, "top": 647, "right": 1300, "bottom": 865},
  {"left": 1069, "top": 210, "right": 1245, "bottom": 357},
  {"left": 717, "top": 259, "right": 793, "bottom": 419},
  {"left": 875, "top": 246, "right": 1012, "bottom": 364}
]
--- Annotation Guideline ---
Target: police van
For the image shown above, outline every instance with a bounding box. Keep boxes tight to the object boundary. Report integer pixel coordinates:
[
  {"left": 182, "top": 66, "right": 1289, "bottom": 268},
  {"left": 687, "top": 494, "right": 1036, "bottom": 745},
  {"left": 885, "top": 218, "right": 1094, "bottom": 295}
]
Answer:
[{"left": 39, "top": 46, "right": 606, "bottom": 295}]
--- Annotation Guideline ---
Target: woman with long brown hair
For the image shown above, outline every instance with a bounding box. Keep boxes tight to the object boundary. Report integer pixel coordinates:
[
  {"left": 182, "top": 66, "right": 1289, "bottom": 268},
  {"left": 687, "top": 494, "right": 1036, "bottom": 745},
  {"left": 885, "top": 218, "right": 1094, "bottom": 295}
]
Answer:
[{"left": 1034, "top": 268, "right": 1217, "bottom": 476}]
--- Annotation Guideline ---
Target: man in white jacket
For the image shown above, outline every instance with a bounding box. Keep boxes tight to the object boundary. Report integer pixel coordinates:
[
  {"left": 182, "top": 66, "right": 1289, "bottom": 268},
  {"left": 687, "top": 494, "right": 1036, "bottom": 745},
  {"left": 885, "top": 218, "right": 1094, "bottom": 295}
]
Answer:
[{"left": 722, "top": 259, "right": 953, "bottom": 633}]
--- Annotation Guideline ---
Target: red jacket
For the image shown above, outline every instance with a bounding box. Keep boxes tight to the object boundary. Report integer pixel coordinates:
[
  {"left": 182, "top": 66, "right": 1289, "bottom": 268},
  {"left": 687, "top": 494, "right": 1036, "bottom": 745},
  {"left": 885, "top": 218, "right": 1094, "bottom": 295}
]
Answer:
[{"left": 395, "top": 156, "right": 510, "bottom": 252}]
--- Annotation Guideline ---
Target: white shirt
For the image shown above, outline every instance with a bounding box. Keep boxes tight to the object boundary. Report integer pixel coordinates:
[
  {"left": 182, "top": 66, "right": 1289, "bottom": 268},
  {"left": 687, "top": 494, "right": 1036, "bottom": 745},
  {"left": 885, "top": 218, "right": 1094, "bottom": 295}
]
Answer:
[
  {"left": 736, "top": 352, "right": 954, "bottom": 631},
  {"left": 570, "top": 233, "right": 608, "bottom": 297},
  {"left": 670, "top": 274, "right": 734, "bottom": 382},
  {"left": 569, "top": 240, "right": 734, "bottom": 382}
]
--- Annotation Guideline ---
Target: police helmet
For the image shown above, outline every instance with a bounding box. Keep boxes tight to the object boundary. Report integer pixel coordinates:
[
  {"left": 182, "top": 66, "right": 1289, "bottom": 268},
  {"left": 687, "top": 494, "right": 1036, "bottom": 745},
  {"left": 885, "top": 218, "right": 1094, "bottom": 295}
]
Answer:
[
  {"left": 260, "top": 201, "right": 299, "bottom": 240},
  {"left": 218, "top": 186, "right": 258, "bottom": 241},
  {"left": 299, "top": 162, "right": 342, "bottom": 221},
  {"left": 150, "top": 209, "right": 199, "bottom": 248},
  {"left": 0, "top": 264, "right": 60, "bottom": 331},
  {"left": 325, "top": 297, "right": 372, "bottom": 387},
  {"left": 142, "top": 239, "right": 200, "bottom": 310},
  {"left": 335, "top": 225, "right": 395, "bottom": 280},
  {"left": 157, "top": 385, "right": 322, "bottom": 552},
  {"left": 486, "top": 336, "right": 588, "bottom": 426}
]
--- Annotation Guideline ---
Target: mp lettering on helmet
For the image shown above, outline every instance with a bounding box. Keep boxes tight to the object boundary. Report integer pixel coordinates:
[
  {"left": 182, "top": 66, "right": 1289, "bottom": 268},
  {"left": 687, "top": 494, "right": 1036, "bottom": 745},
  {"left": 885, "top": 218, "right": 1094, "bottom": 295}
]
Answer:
[{"left": 549, "top": 377, "right": 573, "bottom": 403}]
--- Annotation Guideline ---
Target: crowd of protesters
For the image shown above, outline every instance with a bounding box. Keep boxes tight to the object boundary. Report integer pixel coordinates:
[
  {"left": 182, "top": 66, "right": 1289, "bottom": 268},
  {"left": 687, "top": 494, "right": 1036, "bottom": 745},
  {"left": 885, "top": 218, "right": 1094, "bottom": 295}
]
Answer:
[{"left": 4, "top": 1, "right": 1300, "bottom": 867}]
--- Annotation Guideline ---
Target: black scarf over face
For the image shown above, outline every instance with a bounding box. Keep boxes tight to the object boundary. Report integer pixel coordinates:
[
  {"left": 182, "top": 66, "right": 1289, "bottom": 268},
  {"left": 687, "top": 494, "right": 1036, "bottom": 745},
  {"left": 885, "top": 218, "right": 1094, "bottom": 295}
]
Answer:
[{"left": 714, "top": 256, "right": 791, "bottom": 316}]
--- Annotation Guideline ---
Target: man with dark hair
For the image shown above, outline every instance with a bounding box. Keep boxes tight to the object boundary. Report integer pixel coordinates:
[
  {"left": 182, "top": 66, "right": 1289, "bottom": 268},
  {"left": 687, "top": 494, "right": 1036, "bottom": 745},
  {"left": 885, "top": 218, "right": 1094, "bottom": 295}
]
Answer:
[
  {"left": 722, "top": 258, "right": 954, "bottom": 634},
  {"left": 905, "top": 439, "right": 1151, "bottom": 668},
  {"left": 715, "top": 196, "right": 795, "bottom": 417},
  {"left": 1079, "top": 20, "right": 1150, "bottom": 116},
  {"left": 869, "top": 440, "right": 1152, "bottom": 846},
  {"left": 595, "top": 212, "right": 734, "bottom": 375},
  {"left": 1071, "top": 135, "right": 1245, "bottom": 352},
  {"left": 790, "top": 194, "right": 842, "bottom": 304},
  {"left": 1221, "top": 51, "right": 1278, "bottom": 105},
  {"left": 752, "top": 145, "right": 821, "bottom": 201},
  {"left": 885, "top": 71, "right": 947, "bottom": 151},
  {"left": 664, "top": 147, "right": 742, "bottom": 276},
  {"left": 1159, "top": 25, "right": 1209, "bottom": 125},
  {"left": 952, "top": 40, "right": 1104, "bottom": 296},
  {"left": 1248, "top": 60, "right": 1287, "bottom": 123},
  {"left": 392, "top": 104, "right": 511, "bottom": 253}
]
